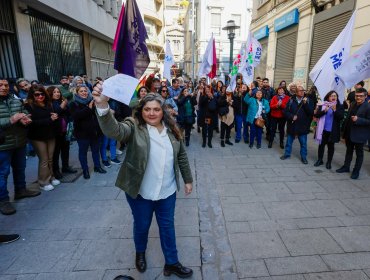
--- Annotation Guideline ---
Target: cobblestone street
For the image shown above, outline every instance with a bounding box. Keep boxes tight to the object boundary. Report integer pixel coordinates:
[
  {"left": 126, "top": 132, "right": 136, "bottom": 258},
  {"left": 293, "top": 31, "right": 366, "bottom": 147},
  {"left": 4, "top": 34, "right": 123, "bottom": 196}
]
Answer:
[{"left": 1, "top": 129, "right": 370, "bottom": 280}]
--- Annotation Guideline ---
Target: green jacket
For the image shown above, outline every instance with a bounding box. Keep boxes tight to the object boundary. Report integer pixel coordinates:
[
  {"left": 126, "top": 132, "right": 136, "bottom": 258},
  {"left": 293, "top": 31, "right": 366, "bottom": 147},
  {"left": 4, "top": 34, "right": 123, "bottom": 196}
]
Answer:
[
  {"left": 0, "top": 95, "right": 28, "bottom": 151},
  {"left": 96, "top": 111, "right": 193, "bottom": 198}
]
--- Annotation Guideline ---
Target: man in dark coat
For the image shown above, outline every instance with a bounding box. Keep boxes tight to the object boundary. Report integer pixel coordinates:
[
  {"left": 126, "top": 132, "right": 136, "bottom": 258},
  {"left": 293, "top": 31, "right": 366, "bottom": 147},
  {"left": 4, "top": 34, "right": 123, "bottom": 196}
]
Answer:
[
  {"left": 337, "top": 88, "right": 370, "bottom": 179},
  {"left": 281, "top": 86, "right": 314, "bottom": 164}
]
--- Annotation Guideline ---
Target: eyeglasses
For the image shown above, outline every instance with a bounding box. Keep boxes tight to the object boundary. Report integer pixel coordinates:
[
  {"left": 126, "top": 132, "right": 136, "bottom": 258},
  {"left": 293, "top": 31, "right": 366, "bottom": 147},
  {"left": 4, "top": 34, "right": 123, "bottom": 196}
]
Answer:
[
  {"left": 162, "top": 90, "right": 168, "bottom": 93},
  {"left": 34, "top": 93, "right": 45, "bottom": 97}
]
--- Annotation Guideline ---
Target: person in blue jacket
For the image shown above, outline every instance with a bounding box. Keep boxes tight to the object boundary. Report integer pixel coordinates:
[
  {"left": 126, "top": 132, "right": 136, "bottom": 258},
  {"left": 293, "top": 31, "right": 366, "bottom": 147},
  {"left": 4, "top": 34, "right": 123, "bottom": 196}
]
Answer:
[{"left": 244, "top": 89, "right": 270, "bottom": 149}]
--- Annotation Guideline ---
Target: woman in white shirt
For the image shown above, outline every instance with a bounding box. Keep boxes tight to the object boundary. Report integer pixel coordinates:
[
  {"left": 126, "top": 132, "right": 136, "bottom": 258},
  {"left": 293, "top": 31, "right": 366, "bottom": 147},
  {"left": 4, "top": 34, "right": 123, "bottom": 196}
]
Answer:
[{"left": 92, "top": 84, "right": 194, "bottom": 279}]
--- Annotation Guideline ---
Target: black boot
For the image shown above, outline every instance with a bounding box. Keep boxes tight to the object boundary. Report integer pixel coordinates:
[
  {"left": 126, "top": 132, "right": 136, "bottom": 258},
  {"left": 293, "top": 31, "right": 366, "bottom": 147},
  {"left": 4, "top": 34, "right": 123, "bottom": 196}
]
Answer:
[
  {"left": 207, "top": 139, "right": 212, "bottom": 148},
  {"left": 221, "top": 140, "right": 225, "bottom": 147},
  {"left": 163, "top": 262, "right": 193, "bottom": 278},
  {"left": 94, "top": 167, "right": 107, "bottom": 174},
  {"left": 280, "top": 140, "right": 284, "bottom": 149},
  {"left": 202, "top": 138, "right": 206, "bottom": 148},
  {"left": 326, "top": 161, "right": 332, "bottom": 170},
  {"left": 225, "top": 139, "right": 233, "bottom": 145},
  {"left": 314, "top": 159, "right": 324, "bottom": 167},
  {"left": 135, "top": 252, "right": 146, "bottom": 273},
  {"left": 54, "top": 170, "right": 63, "bottom": 179},
  {"left": 268, "top": 141, "right": 273, "bottom": 148},
  {"left": 83, "top": 170, "right": 90, "bottom": 179}
]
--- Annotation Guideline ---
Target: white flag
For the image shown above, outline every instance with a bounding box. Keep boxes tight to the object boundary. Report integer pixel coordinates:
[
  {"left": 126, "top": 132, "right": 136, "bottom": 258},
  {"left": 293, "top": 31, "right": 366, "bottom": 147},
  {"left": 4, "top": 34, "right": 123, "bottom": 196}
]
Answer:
[
  {"left": 163, "top": 41, "right": 174, "bottom": 81},
  {"left": 336, "top": 39, "right": 370, "bottom": 88},
  {"left": 239, "top": 32, "right": 262, "bottom": 85},
  {"left": 198, "top": 35, "right": 214, "bottom": 77},
  {"left": 102, "top": 74, "right": 139, "bottom": 105},
  {"left": 227, "top": 43, "right": 245, "bottom": 92},
  {"left": 309, "top": 12, "right": 356, "bottom": 101}
]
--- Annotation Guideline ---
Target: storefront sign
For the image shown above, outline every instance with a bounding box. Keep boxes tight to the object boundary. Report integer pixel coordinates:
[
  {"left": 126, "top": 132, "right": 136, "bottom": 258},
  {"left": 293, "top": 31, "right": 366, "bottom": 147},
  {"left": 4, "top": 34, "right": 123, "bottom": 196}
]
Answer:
[
  {"left": 274, "top": 8, "right": 299, "bottom": 32},
  {"left": 254, "top": 26, "right": 269, "bottom": 40}
]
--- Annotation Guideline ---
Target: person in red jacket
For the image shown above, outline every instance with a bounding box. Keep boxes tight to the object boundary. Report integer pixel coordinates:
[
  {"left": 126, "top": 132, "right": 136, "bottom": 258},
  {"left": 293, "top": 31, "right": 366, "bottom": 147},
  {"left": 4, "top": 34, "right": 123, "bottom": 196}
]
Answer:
[{"left": 269, "top": 86, "right": 290, "bottom": 148}]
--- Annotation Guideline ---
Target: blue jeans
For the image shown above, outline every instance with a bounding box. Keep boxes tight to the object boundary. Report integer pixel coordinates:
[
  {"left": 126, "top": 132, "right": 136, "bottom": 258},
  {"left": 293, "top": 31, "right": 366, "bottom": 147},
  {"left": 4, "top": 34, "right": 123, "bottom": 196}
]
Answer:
[
  {"left": 235, "top": 115, "right": 249, "bottom": 141},
  {"left": 100, "top": 136, "right": 117, "bottom": 161},
  {"left": 0, "top": 146, "right": 26, "bottom": 201},
  {"left": 284, "top": 134, "right": 308, "bottom": 160},
  {"left": 77, "top": 138, "right": 101, "bottom": 171},
  {"left": 249, "top": 121, "right": 262, "bottom": 145},
  {"left": 125, "top": 192, "right": 178, "bottom": 265}
]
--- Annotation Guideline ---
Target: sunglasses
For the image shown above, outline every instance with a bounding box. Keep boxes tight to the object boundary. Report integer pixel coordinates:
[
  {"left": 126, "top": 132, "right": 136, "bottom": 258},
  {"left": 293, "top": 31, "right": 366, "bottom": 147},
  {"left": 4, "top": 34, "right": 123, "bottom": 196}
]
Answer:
[
  {"left": 34, "top": 93, "right": 45, "bottom": 97},
  {"left": 162, "top": 90, "right": 168, "bottom": 93}
]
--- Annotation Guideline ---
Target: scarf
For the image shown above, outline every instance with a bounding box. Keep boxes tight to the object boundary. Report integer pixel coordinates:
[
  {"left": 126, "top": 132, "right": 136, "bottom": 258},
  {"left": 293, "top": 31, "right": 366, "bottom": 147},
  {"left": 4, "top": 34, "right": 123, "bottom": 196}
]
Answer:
[
  {"left": 278, "top": 94, "right": 286, "bottom": 100},
  {"left": 74, "top": 92, "right": 93, "bottom": 105},
  {"left": 315, "top": 101, "right": 337, "bottom": 144}
]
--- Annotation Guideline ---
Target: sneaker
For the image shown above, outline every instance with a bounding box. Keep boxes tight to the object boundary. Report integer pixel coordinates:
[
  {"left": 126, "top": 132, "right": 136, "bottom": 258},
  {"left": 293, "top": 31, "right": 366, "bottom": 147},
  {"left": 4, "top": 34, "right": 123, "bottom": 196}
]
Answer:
[
  {"left": 0, "top": 201, "right": 16, "bottom": 215},
  {"left": 111, "top": 158, "right": 121, "bottom": 165},
  {"left": 51, "top": 179, "right": 61, "bottom": 186},
  {"left": 0, "top": 234, "right": 20, "bottom": 244},
  {"left": 102, "top": 160, "right": 112, "bottom": 168},
  {"left": 116, "top": 149, "right": 123, "bottom": 155},
  {"left": 40, "top": 184, "right": 54, "bottom": 191},
  {"left": 14, "top": 188, "right": 41, "bottom": 200}
]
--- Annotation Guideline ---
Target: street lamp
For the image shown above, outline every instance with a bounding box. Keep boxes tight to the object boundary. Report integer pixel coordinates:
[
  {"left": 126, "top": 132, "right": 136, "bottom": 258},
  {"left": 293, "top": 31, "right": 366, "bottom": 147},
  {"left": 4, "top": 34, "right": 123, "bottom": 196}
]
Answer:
[{"left": 222, "top": 20, "right": 240, "bottom": 73}]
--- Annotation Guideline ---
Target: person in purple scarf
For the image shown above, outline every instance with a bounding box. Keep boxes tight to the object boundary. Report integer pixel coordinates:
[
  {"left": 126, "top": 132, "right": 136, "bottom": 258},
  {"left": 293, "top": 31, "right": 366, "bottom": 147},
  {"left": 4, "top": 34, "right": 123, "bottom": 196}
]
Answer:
[{"left": 313, "top": 91, "right": 344, "bottom": 169}]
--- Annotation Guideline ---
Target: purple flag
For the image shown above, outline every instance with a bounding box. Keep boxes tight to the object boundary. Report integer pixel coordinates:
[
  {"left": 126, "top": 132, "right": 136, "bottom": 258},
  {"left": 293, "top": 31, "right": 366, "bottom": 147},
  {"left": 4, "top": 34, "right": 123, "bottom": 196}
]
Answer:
[{"left": 114, "top": 0, "right": 150, "bottom": 79}]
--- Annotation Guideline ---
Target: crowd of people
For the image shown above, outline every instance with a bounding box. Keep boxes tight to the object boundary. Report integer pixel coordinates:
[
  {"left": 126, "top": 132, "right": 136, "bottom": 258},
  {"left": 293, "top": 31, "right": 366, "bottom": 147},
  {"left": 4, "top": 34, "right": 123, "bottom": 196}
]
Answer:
[{"left": 0, "top": 74, "right": 369, "bottom": 246}]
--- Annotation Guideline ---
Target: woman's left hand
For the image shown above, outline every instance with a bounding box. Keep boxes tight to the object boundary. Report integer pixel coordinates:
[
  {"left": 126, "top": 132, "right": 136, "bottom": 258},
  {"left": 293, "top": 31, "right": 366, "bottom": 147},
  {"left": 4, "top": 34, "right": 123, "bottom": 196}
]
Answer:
[{"left": 184, "top": 183, "right": 193, "bottom": 195}]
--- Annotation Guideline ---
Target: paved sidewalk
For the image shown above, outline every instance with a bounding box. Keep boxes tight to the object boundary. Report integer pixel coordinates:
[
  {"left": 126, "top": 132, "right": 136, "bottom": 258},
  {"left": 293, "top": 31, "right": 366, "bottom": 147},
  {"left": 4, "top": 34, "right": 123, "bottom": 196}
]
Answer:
[
  {"left": 189, "top": 129, "right": 370, "bottom": 280},
  {"left": 0, "top": 129, "right": 370, "bottom": 279},
  {"left": 0, "top": 143, "right": 200, "bottom": 280}
]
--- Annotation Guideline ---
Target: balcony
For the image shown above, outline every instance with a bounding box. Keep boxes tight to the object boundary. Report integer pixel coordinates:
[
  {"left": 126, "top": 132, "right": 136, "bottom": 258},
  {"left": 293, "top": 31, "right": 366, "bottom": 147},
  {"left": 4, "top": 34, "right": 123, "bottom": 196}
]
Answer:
[{"left": 143, "top": 8, "right": 163, "bottom": 27}]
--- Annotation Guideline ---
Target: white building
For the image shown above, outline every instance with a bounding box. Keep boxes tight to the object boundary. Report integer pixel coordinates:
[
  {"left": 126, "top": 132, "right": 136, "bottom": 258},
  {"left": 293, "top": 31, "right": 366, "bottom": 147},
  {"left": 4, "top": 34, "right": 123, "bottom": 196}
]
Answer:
[
  {"left": 184, "top": 0, "right": 253, "bottom": 80},
  {"left": 164, "top": 0, "right": 187, "bottom": 76}
]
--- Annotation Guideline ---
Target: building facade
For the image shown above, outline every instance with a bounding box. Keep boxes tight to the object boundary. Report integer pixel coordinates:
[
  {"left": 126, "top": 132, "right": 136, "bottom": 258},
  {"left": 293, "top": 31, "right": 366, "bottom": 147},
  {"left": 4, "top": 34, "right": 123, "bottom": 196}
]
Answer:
[
  {"left": 1, "top": 0, "right": 121, "bottom": 83},
  {"left": 250, "top": 0, "right": 370, "bottom": 89},
  {"left": 137, "top": 0, "right": 165, "bottom": 75},
  {"left": 164, "top": 0, "right": 187, "bottom": 77},
  {"left": 183, "top": 0, "right": 253, "bottom": 80}
]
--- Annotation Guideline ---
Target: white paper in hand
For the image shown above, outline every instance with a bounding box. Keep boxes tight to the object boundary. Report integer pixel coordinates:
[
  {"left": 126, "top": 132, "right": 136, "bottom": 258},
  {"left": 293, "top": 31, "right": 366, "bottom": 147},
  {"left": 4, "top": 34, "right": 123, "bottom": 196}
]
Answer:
[{"left": 102, "top": 74, "right": 139, "bottom": 105}]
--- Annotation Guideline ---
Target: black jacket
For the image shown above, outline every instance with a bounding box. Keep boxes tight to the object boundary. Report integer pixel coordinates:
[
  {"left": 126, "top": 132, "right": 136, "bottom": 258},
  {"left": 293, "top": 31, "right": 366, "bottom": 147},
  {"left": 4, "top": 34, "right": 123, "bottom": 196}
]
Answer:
[
  {"left": 261, "top": 87, "right": 275, "bottom": 101},
  {"left": 199, "top": 95, "right": 218, "bottom": 125},
  {"left": 314, "top": 103, "right": 344, "bottom": 143},
  {"left": 69, "top": 101, "right": 102, "bottom": 139},
  {"left": 25, "top": 103, "right": 57, "bottom": 141},
  {"left": 284, "top": 97, "right": 314, "bottom": 136},
  {"left": 233, "top": 92, "right": 248, "bottom": 115},
  {"left": 342, "top": 101, "right": 370, "bottom": 143}
]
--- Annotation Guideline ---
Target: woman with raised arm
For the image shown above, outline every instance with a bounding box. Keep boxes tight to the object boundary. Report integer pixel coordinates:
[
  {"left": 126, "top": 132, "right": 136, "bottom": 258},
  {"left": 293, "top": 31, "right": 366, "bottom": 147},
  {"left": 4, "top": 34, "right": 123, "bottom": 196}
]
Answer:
[{"left": 92, "top": 83, "right": 194, "bottom": 279}]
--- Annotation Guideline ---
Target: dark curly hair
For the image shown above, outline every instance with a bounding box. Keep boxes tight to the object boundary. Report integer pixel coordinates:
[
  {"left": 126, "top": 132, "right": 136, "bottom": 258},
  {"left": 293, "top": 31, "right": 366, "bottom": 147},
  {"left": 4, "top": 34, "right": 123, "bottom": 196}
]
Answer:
[{"left": 134, "top": 93, "right": 182, "bottom": 140}]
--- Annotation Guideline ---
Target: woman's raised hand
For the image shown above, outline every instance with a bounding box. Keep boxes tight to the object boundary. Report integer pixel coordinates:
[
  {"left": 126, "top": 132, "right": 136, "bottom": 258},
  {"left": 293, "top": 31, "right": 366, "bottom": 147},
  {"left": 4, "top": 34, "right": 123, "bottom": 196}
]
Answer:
[{"left": 92, "top": 81, "right": 109, "bottom": 108}]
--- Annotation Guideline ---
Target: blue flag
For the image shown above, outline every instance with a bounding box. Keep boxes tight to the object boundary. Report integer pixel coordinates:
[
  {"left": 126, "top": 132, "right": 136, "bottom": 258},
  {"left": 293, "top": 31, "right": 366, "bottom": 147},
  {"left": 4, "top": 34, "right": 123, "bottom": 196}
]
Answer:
[{"left": 114, "top": 0, "right": 150, "bottom": 79}]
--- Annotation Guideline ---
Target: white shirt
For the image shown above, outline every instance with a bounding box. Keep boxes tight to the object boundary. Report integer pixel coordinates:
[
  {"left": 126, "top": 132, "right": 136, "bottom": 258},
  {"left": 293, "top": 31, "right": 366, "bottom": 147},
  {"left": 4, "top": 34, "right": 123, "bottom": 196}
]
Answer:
[
  {"left": 139, "top": 124, "right": 176, "bottom": 200},
  {"left": 96, "top": 106, "right": 176, "bottom": 201},
  {"left": 255, "top": 100, "right": 263, "bottom": 119}
]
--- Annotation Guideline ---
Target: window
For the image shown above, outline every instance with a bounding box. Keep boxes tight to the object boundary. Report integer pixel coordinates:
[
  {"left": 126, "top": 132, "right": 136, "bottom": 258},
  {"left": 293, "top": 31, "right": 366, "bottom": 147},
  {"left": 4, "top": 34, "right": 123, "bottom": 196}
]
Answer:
[
  {"left": 231, "top": 14, "right": 241, "bottom": 36},
  {"left": 211, "top": 13, "right": 221, "bottom": 35},
  {"left": 173, "top": 40, "right": 181, "bottom": 52},
  {"left": 29, "top": 11, "right": 85, "bottom": 84}
]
